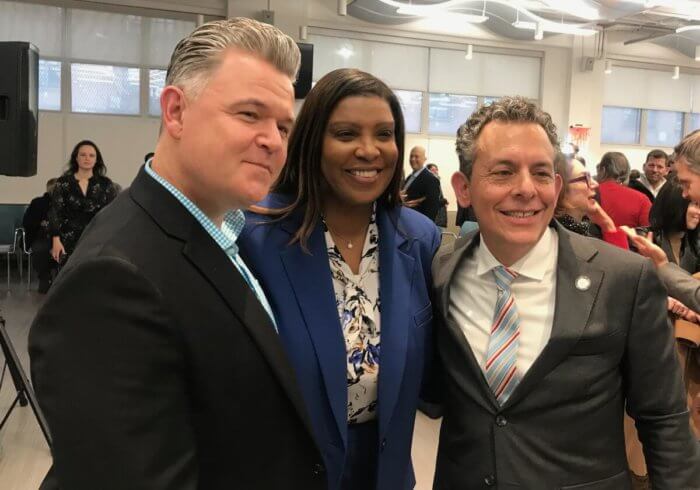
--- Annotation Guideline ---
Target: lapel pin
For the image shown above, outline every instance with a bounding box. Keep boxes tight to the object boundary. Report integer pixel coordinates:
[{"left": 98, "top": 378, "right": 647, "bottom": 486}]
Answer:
[{"left": 575, "top": 275, "right": 591, "bottom": 291}]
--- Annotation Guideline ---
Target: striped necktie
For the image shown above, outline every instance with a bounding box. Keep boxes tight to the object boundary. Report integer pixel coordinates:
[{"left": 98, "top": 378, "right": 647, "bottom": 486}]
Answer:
[{"left": 485, "top": 265, "right": 522, "bottom": 405}]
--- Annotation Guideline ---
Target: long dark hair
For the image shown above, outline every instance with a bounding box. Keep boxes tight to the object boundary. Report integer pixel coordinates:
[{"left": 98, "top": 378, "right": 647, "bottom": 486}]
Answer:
[
  {"left": 271, "top": 68, "right": 405, "bottom": 250},
  {"left": 650, "top": 179, "right": 690, "bottom": 235},
  {"left": 66, "top": 140, "right": 107, "bottom": 176}
]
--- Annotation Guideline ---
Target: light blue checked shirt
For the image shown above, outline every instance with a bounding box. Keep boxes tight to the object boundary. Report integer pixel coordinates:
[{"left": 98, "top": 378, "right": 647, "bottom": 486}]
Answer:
[{"left": 144, "top": 161, "right": 277, "bottom": 332}]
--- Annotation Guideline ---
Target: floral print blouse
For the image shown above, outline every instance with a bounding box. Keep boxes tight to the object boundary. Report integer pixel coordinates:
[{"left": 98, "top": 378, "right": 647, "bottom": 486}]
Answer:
[
  {"left": 48, "top": 173, "right": 118, "bottom": 257},
  {"left": 323, "top": 207, "right": 381, "bottom": 425}
]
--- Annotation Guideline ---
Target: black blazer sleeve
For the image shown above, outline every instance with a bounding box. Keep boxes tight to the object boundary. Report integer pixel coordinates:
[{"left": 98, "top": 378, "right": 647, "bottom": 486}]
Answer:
[
  {"left": 29, "top": 257, "right": 198, "bottom": 490},
  {"left": 407, "top": 172, "right": 442, "bottom": 221},
  {"left": 23, "top": 197, "right": 45, "bottom": 245},
  {"left": 624, "top": 260, "right": 700, "bottom": 487}
]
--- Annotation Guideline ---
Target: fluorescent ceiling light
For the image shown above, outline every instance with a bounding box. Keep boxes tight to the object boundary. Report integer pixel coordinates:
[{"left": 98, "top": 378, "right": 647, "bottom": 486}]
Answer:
[
  {"left": 465, "top": 44, "right": 473, "bottom": 60},
  {"left": 512, "top": 19, "right": 597, "bottom": 37},
  {"left": 604, "top": 60, "right": 612, "bottom": 74},
  {"left": 673, "top": 66, "right": 680, "bottom": 80},
  {"left": 396, "top": 5, "right": 488, "bottom": 22},
  {"left": 677, "top": 25, "right": 700, "bottom": 33},
  {"left": 512, "top": 20, "right": 536, "bottom": 30}
]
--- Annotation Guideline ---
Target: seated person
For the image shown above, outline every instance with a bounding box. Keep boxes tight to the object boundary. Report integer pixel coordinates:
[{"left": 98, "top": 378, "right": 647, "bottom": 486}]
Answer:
[{"left": 22, "top": 178, "right": 57, "bottom": 293}]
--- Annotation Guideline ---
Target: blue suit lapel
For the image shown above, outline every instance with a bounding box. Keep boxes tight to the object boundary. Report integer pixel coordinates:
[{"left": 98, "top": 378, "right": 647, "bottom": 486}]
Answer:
[
  {"left": 376, "top": 207, "right": 415, "bottom": 438},
  {"left": 279, "top": 221, "right": 349, "bottom": 448}
]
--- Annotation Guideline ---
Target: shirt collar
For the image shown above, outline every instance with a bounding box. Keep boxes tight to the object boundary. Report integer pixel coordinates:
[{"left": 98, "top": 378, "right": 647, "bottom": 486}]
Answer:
[
  {"left": 639, "top": 174, "right": 665, "bottom": 192},
  {"left": 475, "top": 226, "right": 558, "bottom": 281},
  {"left": 144, "top": 161, "right": 244, "bottom": 257}
]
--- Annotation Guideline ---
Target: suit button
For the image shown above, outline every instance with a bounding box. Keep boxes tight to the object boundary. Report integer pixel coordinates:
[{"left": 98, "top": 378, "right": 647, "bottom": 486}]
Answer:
[
  {"left": 380, "top": 438, "right": 387, "bottom": 451},
  {"left": 312, "top": 463, "right": 325, "bottom": 476},
  {"left": 484, "top": 474, "right": 496, "bottom": 486},
  {"left": 495, "top": 415, "right": 507, "bottom": 427}
]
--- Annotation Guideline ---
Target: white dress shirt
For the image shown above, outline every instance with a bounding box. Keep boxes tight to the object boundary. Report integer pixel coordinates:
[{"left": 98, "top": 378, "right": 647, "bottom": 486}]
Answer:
[{"left": 449, "top": 227, "right": 558, "bottom": 378}]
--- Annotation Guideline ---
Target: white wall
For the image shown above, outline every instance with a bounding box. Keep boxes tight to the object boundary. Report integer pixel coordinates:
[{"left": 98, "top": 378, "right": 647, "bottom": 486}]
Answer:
[{"left": 0, "top": 112, "right": 159, "bottom": 203}]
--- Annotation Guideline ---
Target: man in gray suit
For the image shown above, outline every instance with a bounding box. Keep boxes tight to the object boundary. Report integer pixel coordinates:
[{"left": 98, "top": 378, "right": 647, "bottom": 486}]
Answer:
[
  {"left": 625, "top": 129, "right": 700, "bottom": 314},
  {"left": 433, "top": 96, "right": 700, "bottom": 489}
]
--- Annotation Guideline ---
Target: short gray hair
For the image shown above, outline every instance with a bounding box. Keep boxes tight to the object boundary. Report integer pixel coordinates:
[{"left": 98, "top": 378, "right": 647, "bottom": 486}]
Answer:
[
  {"left": 596, "top": 151, "right": 629, "bottom": 183},
  {"left": 455, "top": 96, "right": 560, "bottom": 177},
  {"left": 166, "top": 17, "right": 300, "bottom": 97},
  {"left": 675, "top": 129, "right": 700, "bottom": 175}
]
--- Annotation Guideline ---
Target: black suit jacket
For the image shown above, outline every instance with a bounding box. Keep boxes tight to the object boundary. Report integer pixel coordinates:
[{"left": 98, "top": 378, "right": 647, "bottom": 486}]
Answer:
[
  {"left": 404, "top": 168, "right": 442, "bottom": 221},
  {"left": 432, "top": 224, "right": 700, "bottom": 489},
  {"left": 29, "top": 167, "right": 326, "bottom": 490},
  {"left": 22, "top": 193, "right": 51, "bottom": 245},
  {"left": 628, "top": 178, "right": 660, "bottom": 203}
]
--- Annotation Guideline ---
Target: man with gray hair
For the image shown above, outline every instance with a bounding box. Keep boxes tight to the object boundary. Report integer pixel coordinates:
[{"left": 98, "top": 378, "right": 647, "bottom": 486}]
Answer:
[
  {"left": 432, "top": 96, "right": 699, "bottom": 489},
  {"left": 30, "top": 18, "right": 325, "bottom": 490}
]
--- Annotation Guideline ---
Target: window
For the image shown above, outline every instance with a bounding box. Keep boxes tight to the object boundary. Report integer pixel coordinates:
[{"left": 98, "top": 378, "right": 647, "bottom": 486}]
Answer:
[
  {"left": 71, "top": 63, "right": 140, "bottom": 115},
  {"left": 39, "top": 60, "right": 61, "bottom": 111},
  {"left": 394, "top": 90, "right": 422, "bottom": 134},
  {"left": 428, "top": 93, "right": 477, "bottom": 135},
  {"left": 689, "top": 113, "right": 700, "bottom": 134},
  {"left": 646, "top": 110, "right": 683, "bottom": 147},
  {"left": 149, "top": 69, "right": 166, "bottom": 116},
  {"left": 483, "top": 96, "right": 499, "bottom": 106},
  {"left": 601, "top": 106, "right": 641, "bottom": 145}
]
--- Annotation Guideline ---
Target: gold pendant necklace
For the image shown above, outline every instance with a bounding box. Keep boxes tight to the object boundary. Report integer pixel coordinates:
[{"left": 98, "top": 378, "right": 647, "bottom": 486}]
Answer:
[
  {"left": 325, "top": 221, "right": 369, "bottom": 250},
  {"left": 326, "top": 226, "right": 355, "bottom": 249}
]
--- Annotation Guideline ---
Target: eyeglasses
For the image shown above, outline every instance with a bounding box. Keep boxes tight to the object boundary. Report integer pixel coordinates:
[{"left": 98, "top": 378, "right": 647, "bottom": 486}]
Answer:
[{"left": 568, "top": 172, "right": 593, "bottom": 188}]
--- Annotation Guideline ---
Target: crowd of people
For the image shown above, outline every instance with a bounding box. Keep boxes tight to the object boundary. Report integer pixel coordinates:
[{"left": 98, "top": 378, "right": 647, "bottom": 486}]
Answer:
[{"left": 21, "top": 16, "right": 700, "bottom": 490}]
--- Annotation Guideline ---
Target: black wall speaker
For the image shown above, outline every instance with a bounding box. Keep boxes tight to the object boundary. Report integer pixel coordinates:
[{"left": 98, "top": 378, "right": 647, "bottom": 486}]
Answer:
[
  {"left": 295, "top": 42, "right": 313, "bottom": 99},
  {"left": 0, "top": 42, "right": 39, "bottom": 177}
]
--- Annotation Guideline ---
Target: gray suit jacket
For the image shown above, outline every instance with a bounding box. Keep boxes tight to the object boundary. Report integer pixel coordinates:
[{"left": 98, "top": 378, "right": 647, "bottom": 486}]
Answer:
[
  {"left": 433, "top": 224, "right": 700, "bottom": 490},
  {"left": 658, "top": 262, "right": 700, "bottom": 313}
]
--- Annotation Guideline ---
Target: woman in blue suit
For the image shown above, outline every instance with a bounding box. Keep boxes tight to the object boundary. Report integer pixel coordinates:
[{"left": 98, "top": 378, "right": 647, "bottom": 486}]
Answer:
[{"left": 239, "top": 68, "right": 440, "bottom": 489}]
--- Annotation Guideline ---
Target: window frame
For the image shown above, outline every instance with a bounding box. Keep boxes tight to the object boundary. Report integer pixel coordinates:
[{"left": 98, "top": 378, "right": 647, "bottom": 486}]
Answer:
[
  {"left": 601, "top": 105, "right": 700, "bottom": 148},
  {"left": 28, "top": 3, "right": 197, "bottom": 118}
]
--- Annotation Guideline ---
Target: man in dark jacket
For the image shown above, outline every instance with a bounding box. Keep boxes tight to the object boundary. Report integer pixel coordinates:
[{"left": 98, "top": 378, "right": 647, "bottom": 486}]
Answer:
[
  {"left": 22, "top": 178, "right": 57, "bottom": 293},
  {"left": 402, "top": 146, "right": 442, "bottom": 221}
]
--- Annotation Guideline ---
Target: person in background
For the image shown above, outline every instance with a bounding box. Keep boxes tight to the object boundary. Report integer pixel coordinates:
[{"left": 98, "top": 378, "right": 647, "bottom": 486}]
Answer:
[
  {"left": 624, "top": 130, "right": 700, "bottom": 313},
  {"left": 402, "top": 146, "right": 442, "bottom": 221},
  {"left": 48, "top": 140, "right": 118, "bottom": 264},
  {"left": 427, "top": 163, "right": 448, "bottom": 228},
  {"left": 22, "top": 178, "right": 57, "bottom": 293},
  {"left": 596, "top": 151, "right": 652, "bottom": 228},
  {"left": 629, "top": 169, "right": 642, "bottom": 182},
  {"left": 629, "top": 149, "right": 669, "bottom": 202},
  {"left": 555, "top": 154, "right": 628, "bottom": 249},
  {"left": 240, "top": 68, "right": 440, "bottom": 490}
]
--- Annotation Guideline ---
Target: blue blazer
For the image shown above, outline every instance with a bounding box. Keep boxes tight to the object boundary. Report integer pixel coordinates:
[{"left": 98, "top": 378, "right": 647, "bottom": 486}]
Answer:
[{"left": 239, "top": 196, "right": 440, "bottom": 490}]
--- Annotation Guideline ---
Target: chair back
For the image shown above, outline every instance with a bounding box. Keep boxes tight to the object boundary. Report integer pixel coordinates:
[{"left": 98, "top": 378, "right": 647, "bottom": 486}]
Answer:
[{"left": 0, "top": 204, "right": 28, "bottom": 246}]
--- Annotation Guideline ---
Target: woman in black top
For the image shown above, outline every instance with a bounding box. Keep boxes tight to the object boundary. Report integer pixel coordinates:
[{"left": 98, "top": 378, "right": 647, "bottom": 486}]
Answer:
[{"left": 49, "top": 140, "right": 118, "bottom": 263}]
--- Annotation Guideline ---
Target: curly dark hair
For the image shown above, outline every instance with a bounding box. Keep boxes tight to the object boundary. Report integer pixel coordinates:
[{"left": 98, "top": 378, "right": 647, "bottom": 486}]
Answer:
[{"left": 455, "top": 96, "right": 560, "bottom": 177}]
